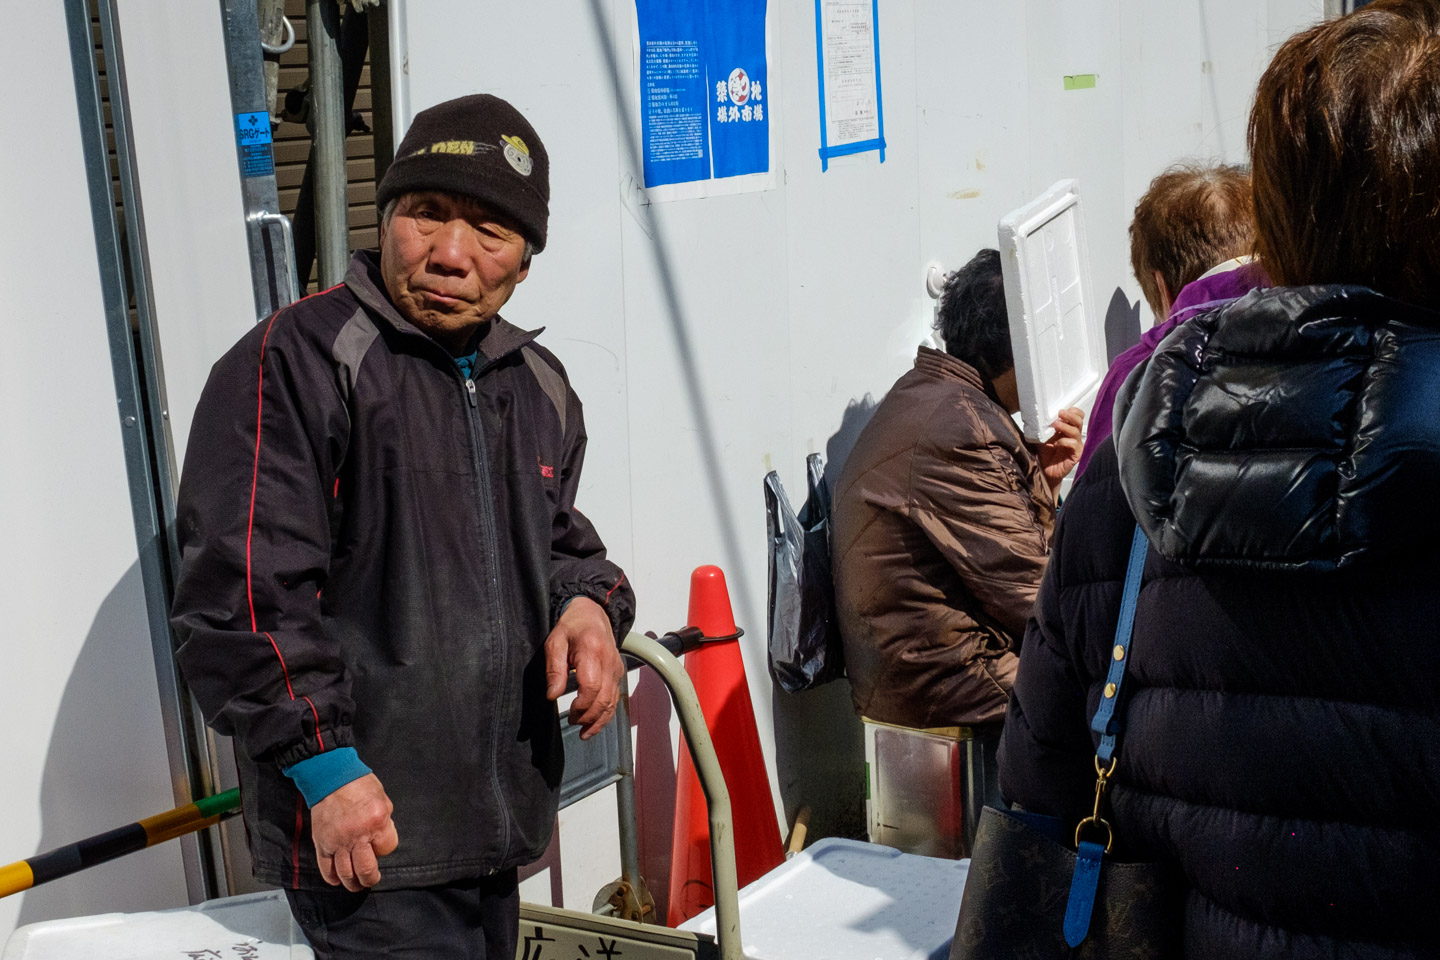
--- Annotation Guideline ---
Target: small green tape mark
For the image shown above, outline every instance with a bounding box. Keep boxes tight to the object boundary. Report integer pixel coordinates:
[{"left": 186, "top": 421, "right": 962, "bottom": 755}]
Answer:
[
  {"left": 864, "top": 762, "right": 871, "bottom": 800},
  {"left": 1064, "top": 74, "right": 1098, "bottom": 91},
  {"left": 194, "top": 788, "right": 242, "bottom": 820}
]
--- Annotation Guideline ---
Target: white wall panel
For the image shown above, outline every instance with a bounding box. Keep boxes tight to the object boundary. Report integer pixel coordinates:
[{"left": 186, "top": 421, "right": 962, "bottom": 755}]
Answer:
[{"left": 0, "top": 1, "right": 186, "bottom": 941}]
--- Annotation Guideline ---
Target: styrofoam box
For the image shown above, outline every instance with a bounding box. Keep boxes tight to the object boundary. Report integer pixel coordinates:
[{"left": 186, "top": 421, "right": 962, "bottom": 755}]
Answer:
[
  {"left": 997, "top": 179, "right": 1105, "bottom": 442},
  {"left": 679, "top": 837, "right": 970, "bottom": 960},
  {"left": 3, "top": 891, "right": 312, "bottom": 960}
]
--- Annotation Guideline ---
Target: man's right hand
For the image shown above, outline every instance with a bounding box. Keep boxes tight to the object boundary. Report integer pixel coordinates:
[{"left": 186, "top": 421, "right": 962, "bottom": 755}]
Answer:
[
  {"left": 310, "top": 773, "right": 399, "bottom": 892},
  {"left": 1038, "top": 406, "right": 1085, "bottom": 492}
]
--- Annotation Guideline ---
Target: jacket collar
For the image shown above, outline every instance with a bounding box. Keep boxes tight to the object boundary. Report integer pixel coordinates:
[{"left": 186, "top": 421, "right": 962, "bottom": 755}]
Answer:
[
  {"left": 1114, "top": 283, "right": 1440, "bottom": 571},
  {"left": 914, "top": 345, "right": 1020, "bottom": 412},
  {"left": 914, "top": 345, "right": 986, "bottom": 390},
  {"left": 343, "top": 249, "right": 543, "bottom": 368}
]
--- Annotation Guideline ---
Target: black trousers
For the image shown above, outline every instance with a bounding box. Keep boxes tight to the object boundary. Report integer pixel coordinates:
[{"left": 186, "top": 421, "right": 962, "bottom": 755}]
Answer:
[{"left": 285, "top": 869, "right": 520, "bottom": 960}]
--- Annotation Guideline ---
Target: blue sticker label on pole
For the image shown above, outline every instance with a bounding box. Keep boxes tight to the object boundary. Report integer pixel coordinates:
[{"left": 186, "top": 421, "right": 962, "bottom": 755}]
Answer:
[
  {"left": 636, "top": 0, "right": 711, "bottom": 188},
  {"left": 235, "top": 111, "right": 275, "bottom": 179},
  {"left": 706, "top": 0, "right": 769, "bottom": 179}
]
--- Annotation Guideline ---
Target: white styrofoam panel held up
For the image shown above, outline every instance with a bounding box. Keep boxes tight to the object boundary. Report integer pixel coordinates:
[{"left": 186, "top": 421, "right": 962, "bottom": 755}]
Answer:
[{"left": 997, "top": 180, "right": 1105, "bottom": 442}]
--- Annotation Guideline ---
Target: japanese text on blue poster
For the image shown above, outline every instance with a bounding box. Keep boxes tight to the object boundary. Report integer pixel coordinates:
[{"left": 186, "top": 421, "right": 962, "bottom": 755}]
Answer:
[{"left": 636, "top": 0, "right": 769, "bottom": 188}]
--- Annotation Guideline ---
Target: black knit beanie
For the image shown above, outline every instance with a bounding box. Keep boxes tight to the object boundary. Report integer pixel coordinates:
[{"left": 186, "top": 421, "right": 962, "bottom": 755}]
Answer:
[{"left": 376, "top": 94, "right": 550, "bottom": 252}]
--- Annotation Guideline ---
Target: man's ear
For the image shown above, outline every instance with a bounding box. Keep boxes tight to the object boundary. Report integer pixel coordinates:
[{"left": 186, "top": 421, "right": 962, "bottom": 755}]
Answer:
[{"left": 516, "top": 260, "right": 531, "bottom": 285}]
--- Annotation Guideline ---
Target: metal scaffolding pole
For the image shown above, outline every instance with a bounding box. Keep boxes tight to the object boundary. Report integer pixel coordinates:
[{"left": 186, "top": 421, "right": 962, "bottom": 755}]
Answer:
[
  {"left": 222, "top": 0, "right": 301, "bottom": 321},
  {"left": 307, "top": 0, "right": 349, "bottom": 287}
]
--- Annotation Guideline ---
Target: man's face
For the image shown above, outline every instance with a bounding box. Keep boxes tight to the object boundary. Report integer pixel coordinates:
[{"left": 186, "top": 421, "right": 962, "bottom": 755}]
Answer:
[{"left": 379, "top": 190, "right": 530, "bottom": 351}]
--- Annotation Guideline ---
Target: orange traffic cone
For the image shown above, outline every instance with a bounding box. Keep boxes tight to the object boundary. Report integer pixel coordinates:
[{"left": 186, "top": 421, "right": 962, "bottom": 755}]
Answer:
[{"left": 667, "top": 565, "right": 784, "bottom": 926}]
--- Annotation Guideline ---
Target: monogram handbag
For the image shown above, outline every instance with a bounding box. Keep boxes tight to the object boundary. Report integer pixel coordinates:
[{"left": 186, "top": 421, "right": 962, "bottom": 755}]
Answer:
[{"left": 949, "top": 526, "right": 1183, "bottom": 959}]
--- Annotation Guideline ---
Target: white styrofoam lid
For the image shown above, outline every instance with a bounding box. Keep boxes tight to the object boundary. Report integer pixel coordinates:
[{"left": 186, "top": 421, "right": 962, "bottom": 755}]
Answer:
[
  {"left": 679, "top": 837, "right": 970, "bottom": 960},
  {"left": 2, "top": 891, "right": 312, "bottom": 960},
  {"left": 997, "top": 179, "right": 1105, "bottom": 442}
]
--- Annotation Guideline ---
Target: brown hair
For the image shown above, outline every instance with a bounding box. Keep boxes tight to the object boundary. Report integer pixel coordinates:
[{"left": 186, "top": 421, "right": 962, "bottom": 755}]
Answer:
[
  {"left": 1129, "top": 164, "right": 1255, "bottom": 318},
  {"left": 1249, "top": 0, "right": 1440, "bottom": 308}
]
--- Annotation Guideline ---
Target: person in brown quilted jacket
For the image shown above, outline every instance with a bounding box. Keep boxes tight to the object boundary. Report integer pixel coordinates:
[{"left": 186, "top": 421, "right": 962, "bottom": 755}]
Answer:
[{"left": 831, "top": 248, "right": 1083, "bottom": 730}]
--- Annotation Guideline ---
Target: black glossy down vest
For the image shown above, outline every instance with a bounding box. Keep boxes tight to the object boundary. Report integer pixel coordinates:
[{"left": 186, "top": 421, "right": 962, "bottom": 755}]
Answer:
[{"left": 1000, "top": 286, "right": 1440, "bottom": 959}]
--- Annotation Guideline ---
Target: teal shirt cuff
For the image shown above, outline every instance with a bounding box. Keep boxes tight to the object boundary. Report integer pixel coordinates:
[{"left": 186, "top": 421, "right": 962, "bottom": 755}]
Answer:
[
  {"left": 555, "top": 596, "right": 577, "bottom": 622},
  {"left": 282, "top": 747, "right": 371, "bottom": 807}
]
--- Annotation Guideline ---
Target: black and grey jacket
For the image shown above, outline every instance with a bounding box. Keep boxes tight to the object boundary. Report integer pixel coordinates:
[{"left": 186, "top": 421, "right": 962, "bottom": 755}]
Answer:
[{"left": 171, "top": 250, "right": 635, "bottom": 890}]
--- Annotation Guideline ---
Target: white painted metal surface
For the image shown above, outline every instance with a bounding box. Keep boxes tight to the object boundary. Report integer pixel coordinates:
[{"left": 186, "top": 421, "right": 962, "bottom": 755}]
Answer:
[
  {"left": 0, "top": 0, "right": 187, "bottom": 942},
  {"left": 680, "top": 838, "right": 970, "bottom": 960},
  {"left": 998, "top": 180, "right": 1105, "bottom": 442}
]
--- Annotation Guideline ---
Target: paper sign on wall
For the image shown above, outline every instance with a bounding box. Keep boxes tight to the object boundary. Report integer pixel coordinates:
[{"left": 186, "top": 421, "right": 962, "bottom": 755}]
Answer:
[
  {"left": 634, "top": 0, "right": 773, "bottom": 198},
  {"left": 708, "top": 0, "right": 769, "bottom": 179},
  {"left": 636, "top": 1, "right": 710, "bottom": 187},
  {"left": 815, "top": 0, "right": 885, "bottom": 170}
]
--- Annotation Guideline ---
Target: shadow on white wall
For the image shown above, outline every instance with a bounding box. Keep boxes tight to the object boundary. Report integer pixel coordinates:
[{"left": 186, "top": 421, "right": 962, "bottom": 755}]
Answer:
[{"left": 15, "top": 563, "right": 187, "bottom": 930}]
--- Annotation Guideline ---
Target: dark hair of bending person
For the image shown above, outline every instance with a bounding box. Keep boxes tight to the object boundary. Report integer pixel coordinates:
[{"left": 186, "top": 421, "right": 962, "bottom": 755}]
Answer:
[{"left": 935, "top": 248, "right": 1014, "bottom": 382}]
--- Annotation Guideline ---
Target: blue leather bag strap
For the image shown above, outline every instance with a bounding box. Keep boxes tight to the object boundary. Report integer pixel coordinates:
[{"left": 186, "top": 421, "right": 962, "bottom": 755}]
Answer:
[
  {"left": 1064, "top": 523, "right": 1148, "bottom": 949},
  {"left": 1090, "top": 524, "right": 1148, "bottom": 763},
  {"left": 1064, "top": 841, "right": 1107, "bottom": 947}
]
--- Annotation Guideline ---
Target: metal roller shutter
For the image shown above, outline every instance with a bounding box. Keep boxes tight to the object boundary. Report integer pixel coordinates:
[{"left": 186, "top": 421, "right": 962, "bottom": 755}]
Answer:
[{"left": 274, "top": 0, "right": 379, "bottom": 291}]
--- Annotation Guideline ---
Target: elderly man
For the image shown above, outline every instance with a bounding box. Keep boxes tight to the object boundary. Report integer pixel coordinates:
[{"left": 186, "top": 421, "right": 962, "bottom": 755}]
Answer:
[
  {"left": 831, "top": 248, "right": 1082, "bottom": 734},
  {"left": 171, "top": 94, "right": 634, "bottom": 959}
]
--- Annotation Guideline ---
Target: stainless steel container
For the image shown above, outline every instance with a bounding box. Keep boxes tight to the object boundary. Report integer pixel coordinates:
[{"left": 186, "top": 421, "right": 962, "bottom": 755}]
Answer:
[{"left": 862, "top": 719, "right": 1002, "bottom": 859}]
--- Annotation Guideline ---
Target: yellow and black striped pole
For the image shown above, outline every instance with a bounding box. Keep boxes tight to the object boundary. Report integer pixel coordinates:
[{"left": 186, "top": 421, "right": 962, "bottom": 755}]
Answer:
[{"left": 0, "top": 789, "right": 240, "bottom": 899}]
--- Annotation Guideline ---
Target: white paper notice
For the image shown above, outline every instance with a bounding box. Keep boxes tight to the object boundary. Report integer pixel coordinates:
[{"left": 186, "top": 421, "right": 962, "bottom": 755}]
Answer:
[{"left": 821, "top": 1, "right": 880, "bottom": 147}]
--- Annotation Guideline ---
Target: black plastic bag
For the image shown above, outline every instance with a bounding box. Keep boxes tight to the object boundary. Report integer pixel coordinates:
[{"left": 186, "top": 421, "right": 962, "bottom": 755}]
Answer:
[{"left": 766, "top": 453, "right": 845, "bottom": 693}]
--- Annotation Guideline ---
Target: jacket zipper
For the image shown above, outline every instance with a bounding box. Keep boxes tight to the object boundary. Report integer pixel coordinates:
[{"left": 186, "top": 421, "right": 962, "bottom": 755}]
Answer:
[{"left": 462, "top": 374, "right": 513, "bottom": 867}]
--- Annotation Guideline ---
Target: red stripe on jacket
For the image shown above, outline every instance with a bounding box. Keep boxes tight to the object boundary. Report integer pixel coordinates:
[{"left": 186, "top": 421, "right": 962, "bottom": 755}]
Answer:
[
  {"left": 244, "top": 289, "right": 344, "bottom": 757},
  {"left": 241, "top": 285, "right": 350, "bottom": 889}
]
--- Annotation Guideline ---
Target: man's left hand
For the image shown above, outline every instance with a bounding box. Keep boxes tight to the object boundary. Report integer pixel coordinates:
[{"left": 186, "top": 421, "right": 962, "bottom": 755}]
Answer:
[
  {"left": 545, "top": 596, "right": 625, "bottom": 740},
  {"left": 1038, "top": 406, "right": 1085, "bottom": 492}
]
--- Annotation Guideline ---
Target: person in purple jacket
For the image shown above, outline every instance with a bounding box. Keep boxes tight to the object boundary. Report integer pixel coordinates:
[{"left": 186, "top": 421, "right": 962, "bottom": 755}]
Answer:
[{"left": 1076, "top": 164, "right": 1265, "bottom": 477}]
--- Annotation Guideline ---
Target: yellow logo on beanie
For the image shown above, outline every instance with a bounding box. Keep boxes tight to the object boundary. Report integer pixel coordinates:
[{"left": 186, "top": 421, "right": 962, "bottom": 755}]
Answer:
[
  {"left": 406, "top": 140, "right": 478, "bottom": 157},
  {"left": 501, "top": 135, "right": 533, "bottom": 176},
  {"left": 428, "top": 140, "right": 475, "bottom": 155}
]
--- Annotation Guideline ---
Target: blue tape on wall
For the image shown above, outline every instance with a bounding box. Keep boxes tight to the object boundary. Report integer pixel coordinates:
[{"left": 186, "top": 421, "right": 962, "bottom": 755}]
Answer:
[{"left": 235, "top": 111, "right": 275, "bottom": 179}]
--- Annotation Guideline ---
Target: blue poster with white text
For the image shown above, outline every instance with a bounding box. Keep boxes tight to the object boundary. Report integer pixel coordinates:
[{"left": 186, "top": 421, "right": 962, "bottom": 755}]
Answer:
[
  {"left": 636, "top": 0, "right": 710, "bottom": 187},
  {"left": 706, "top": 0, "right": 769, "bottom": 179},
  {"left": 636, "top": 0, "right": 770, "bottom": 189}
]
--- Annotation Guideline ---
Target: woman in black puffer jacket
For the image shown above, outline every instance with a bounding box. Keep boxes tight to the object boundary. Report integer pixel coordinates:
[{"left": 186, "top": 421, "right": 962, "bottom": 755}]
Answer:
[{"left": 998, "top": 3, "right": 1440, "bottom": 957}]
